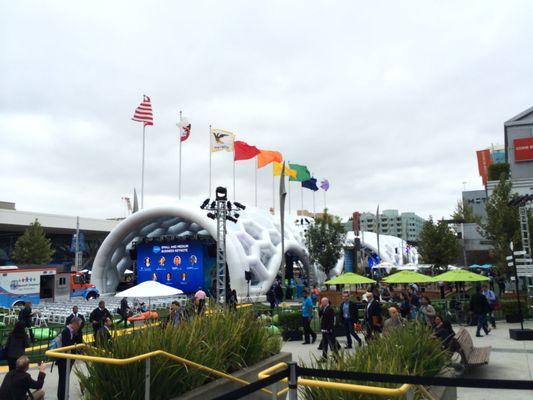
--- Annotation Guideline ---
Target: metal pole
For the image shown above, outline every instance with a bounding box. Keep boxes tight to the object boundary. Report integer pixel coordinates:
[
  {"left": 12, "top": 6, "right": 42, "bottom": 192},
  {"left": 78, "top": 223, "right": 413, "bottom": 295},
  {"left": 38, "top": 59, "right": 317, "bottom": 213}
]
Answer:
[
  {"left": 288, "top": 362, "right": 298, "bottom": 400},
  {"left": 300, "top": 186, "right": 304, "bottom": 214},
  {"left": 145, "top": 358, "right": 151, "bottom": 400},
  {"left": 65, "top": 357, "right": 71, "bottom": 400},
  {"left": 141, "top": 124, "right": 146, "bottom": 209},
  {"left": 179, "top": 110, "right": 182, "bottom": 200},
  {"left": 75, "top": 216, "right": 80, "bottom": 271},
  {"left": 461, "top": 222, "right": 468, "bottom": 267},
  {"left": 233, "top": 159, "right": 236, "bottom": 201},
  {"left": 313, "top": 191, "right": 316, "bottom": 215},
  {"left": 511, "top": 248, "right": 525, "bottom": 331},
  {"left": 254, "top": 159, "right": 258, "bottom": 207},
  {"left": 209, "top": 125, "right": 212, "bottom": 197},
  {"left": 288, "top": 181, "right": 291, "bottom": 215},
  {"left": 216, "top": 200, "right": 228, "bottom": 304},
  {"left": 323, "top": 190, "right": 327, "bottom": 210},
  {"left": 272, "top": 164, "right": 275, "bottom": 214}
]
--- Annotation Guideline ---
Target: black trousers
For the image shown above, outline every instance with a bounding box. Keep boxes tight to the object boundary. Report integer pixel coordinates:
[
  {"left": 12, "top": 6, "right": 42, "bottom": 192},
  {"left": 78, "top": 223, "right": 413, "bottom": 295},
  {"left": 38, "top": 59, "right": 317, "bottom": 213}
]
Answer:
[
  {"left": 320, "top": 330, "right": 337, "bottom": 358},
  {"left": 343, "top": 319, "right": 361, "bottom": 347},
  {"left": 197, "top": 299, "right": 205, "bottom": 314},
  {"left": 57, "top": 360, "right": 73, "bottom": 400},
  {"left": 302, "top": 317, "right": 316, "bottom": 343},
  {"left": 7, "top": 357, "right": 17, "bottom": 371}
]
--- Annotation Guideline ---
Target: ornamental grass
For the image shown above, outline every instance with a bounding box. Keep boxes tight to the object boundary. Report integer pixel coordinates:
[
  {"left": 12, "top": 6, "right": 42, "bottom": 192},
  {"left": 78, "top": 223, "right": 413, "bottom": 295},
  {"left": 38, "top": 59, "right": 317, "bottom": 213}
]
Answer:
[{"left": 76, "top": 308, "right": 281, "bottom": 399}]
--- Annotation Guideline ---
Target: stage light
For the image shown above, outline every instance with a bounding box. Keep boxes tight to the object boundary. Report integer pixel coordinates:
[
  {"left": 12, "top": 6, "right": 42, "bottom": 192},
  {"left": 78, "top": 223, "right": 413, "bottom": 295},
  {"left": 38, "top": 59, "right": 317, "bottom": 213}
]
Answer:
[
  {"left": 200, "top": 198, "right": 210, "bottom": 209},
  {"left": 216, "top": 186, "right": 228, "bottom": 201},
  {"left": 234, "top": 202, "right": 246, "bottom": 210},
  {"left": 207, "top": 212, "right": 216, "bottom": 220},
  {"left": 226, "top": 215, "right": 238, "bottom": 223},
  {"left": 210, "top": 201, "right": 216, "bottom": 209},
  {"left": 227, "top": 201, "right": 232, "bottom": 210},
  {"left": 234, "top": 213, "right": 240, "bottom": 219}
]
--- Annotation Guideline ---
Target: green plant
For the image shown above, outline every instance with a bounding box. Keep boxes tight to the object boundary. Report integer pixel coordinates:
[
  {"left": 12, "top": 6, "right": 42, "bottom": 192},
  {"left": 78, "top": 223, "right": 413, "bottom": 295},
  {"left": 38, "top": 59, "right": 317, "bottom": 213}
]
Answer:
[
  {"left": 500, "top": 300, "right": 530, "bottom": 318},
  {"left": 277, "top": 310, "right": 302, "bottom": 333},
  {"left": 11, "top": 219, "right": 54, "bottom": 265},
  {"left": 300, "top": 322, "right": 450, "bottom": 400},
  {"left": 76, "top": 308, "right": 281, "bottom": 399}
]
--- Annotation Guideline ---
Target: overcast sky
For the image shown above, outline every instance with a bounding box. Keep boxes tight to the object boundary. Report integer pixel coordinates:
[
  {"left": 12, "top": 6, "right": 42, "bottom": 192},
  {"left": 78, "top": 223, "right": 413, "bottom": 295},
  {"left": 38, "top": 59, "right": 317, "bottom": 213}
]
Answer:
[{"left": 1, "top": 1, "right": 532, "bottom": 221}]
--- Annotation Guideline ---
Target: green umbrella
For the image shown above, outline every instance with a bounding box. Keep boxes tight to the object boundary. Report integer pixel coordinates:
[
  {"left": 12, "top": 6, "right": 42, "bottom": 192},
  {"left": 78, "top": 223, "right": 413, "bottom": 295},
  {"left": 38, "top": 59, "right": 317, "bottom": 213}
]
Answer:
[
  {"left": 432, "top": 269, "right": 489, "bottom": 283},
  {"left": 325, "top": 272, "right": 376, "bottom": 285},
  {"left": 382, "top": 270, "right": 434, "bottom": 284}
]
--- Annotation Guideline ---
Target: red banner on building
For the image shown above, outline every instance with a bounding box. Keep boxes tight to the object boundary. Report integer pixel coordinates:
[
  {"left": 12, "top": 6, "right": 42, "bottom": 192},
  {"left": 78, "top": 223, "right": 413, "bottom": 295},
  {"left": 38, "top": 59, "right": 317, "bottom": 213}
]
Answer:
[
  {"left": 514, "top": 137, "right": 533, "bottom": 162},
  {"left": 476, "top": 149, "right": 491, "bottom": 185},
  {"left": 352, "top": 212, "right": 361, "bottom": 234}
]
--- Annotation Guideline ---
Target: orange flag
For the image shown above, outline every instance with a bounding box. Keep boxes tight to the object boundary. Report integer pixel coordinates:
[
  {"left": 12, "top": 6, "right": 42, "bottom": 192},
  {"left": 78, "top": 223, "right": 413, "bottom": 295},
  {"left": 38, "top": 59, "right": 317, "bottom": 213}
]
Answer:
[{"left": 257, "top": 150, "right": 282, "bottom": 168}]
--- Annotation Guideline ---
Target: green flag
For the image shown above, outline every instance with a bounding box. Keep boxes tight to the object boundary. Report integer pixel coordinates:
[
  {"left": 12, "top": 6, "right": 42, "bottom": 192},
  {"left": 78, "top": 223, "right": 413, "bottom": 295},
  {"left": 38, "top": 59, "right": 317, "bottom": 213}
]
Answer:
[{"left": 288, "top": 163, "right": 311, "bottom": 182}]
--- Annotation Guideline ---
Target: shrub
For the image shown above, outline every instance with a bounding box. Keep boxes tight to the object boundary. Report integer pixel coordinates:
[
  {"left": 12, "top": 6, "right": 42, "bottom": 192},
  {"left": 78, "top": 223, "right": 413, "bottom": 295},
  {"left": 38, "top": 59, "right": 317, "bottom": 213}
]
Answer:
[
  {"left": 277, "top": 310, "right": 302, "bottom": 333},
  {"left": 300, "top": 322, "right": 450, "bottom": 400},
  {"left": 76, "top": 308, "right": 281, "bottom": 399}
]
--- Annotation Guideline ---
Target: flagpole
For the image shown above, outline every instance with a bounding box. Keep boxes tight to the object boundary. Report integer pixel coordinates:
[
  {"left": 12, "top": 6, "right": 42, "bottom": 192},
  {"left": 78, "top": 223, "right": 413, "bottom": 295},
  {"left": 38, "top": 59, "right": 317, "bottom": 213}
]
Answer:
[
  {"left": 233, "top": 158, "right": 236, "bottom": 201},
  {"left": 323, "top": 190, "right": 326, "bottom": 210},
  {"left": 141, "top": 124, "right": 146, "bottom": 209},
  {"left": 272, "top": 164, "right": 275, "bottom": 214},
  {"left": 209, "top": 125, "right": 212, "bottom": 197},
  {"left": 300, "top": 185, "right": 304, "bottom": 214},
  {"left": 313, "top": 191, "right": 316, "bottom": 215},
  {"left": 178, "top": 110, "right": 182, "bottom": 200},
  {"left": 254, "top": 159, "right": 258, "bottom": 207},
  {"left": 288, "top": 181, "right": 291, "bottom": 215}
]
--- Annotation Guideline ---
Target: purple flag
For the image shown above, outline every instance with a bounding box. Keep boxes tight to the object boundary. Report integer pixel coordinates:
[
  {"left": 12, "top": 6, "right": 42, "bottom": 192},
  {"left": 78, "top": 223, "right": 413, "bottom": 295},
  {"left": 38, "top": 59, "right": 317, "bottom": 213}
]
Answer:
[{"left": 320, "top": 179, "right": 330, "bottom": 191}]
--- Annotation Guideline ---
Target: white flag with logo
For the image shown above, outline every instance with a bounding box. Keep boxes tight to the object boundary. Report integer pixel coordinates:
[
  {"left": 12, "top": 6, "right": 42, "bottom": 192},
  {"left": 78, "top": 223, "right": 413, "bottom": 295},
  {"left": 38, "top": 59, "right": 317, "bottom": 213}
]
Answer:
[{"left": 210, "top": 128, "right": 235, "bottom": 152}]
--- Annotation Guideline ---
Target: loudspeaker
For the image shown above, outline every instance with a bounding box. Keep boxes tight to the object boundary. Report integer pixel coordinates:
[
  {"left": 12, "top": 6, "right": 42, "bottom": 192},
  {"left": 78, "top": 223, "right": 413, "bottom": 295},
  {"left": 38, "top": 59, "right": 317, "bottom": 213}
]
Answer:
[{"left": 245, "top": 271, "right": 252, "bottom": 281}]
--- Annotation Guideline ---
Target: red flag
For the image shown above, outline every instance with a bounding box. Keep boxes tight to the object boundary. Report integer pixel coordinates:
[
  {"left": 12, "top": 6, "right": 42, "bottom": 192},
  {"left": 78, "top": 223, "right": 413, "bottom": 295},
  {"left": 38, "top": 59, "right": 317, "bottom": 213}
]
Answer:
[
  {"left": 178, "top": 116, "right": 191, "bottom": 142},
  {"left": 132, "top": 95, "right": 154, "bottom": 126},
  {"left": 234, "top": 141, "right": 260, "bottom": 161},
  {"left": 476, "top": 149, "right": 491, "bottom": 185}
]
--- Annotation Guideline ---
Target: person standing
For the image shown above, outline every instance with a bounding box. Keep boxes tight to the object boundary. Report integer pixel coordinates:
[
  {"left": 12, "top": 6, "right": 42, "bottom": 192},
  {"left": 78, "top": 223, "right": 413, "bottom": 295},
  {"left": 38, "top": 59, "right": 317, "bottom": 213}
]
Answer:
[
  {"left": 339, "top": 291, "right": 362, "bottom": 348},
  {"left": 57, "top": 317, "right": 81, "bottom": 400},
  {"left": 364, "top": 290, "right": 382, "bottom": 340},
  {"left": 96, "top": 317, "right": 113, "bottom": 348},
  {"left": 482, "top": 285, "right": 497, "bottom": 329},
  {"left": 266, "top": 286, "right": 276, "bottom": 312},
  {"left": 117, "top": 297, "right": 130, "bottom": 328},
  {"left": 419, "top": 296, "right": 437, "bottom": 326},
  {"left": 66, "top": 306, "right": 86, "bottom": 344},
  {"left": 438, "top": 281, "right": 446, "bottom": 299},
  {"left": 169, "top": 301, "right": 182, "bottom": 327},
  {"left": 194, "top": 288, "right": 207, "bottom": 315},
  {"left": 318, "top": 297, "right": 336, "bottom": 358},
  {"left": 0, "top": 356, "right": 46, "bottom": 400},
  {"left": 470, "top": 286, "right": 491, "bottom": 337},
  {"left": 407, "top": 287, "right": 419, "bottom": 319},
  {"left": 496, "top": 276, "right": 506, "bottom": 296},
  {"left": 398, "top": 292, "right": 411, "bottom": 319},
  {"left": 5, "top": 321, "right": 30, "bottom": 371},
  {"left": 89, "top": 300, "right": 112, "bottom": 339},
  {"left": 301, "top": 290, "right": 316, "bottom": 344},
  {"left": 18, "top": 301, "right": 36, "bottom": 343},
  {"left": 228, "top": 289, "right": 238, "bottom": 311}
]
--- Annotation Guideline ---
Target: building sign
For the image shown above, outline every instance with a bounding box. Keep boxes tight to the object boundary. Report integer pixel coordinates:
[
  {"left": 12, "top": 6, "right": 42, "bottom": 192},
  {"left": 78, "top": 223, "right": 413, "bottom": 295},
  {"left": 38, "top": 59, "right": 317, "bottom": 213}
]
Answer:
[
  {"left": 476, "top": 149, "right": 491, "bottom": 185},
  {"left": 514, "top": 137, "right": 533, "bottom": 162}
]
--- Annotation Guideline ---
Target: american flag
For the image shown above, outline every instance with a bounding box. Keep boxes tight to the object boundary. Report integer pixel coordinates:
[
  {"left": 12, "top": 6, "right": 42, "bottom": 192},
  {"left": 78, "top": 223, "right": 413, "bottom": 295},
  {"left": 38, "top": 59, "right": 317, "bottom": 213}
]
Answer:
[{"left": 132, "top": 95, "right": 154, "bottom": 126}]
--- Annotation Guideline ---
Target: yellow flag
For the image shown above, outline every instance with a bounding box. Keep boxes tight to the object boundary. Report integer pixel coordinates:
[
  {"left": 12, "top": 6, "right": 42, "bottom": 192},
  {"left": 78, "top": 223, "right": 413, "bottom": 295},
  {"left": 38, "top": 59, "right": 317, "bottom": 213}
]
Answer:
[{"left": 273, "top": 162, "right": 297, "bottom": 179}]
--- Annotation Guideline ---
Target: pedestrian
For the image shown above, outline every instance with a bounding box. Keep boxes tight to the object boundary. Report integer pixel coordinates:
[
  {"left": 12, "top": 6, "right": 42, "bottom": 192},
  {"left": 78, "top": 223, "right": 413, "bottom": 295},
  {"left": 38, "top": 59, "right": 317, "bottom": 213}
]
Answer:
[
  {"left": 438, "top": 281, "right": 446, "bottom": 299},
  {"left": 482, "top": 284, "right": 497, "bottom": 329},
  {"left": 117, "top": 297, "right": 130, "bottom": 328},
  {"left": 497, "top": 276, "right": 506, "bottom": 297},
  {"left": 470, "top": 286, "right": 491, "bottom": 337},
  {"left": 0, "top": 356, "right": 46, "bottom": 400},
  {"left": 57, "top": 317, "right": 81, "bottom": 400},
  {"left": 364, "top": 289, "right": 382, "bottom": 340},
  {"left": 419, "top": 296, "right": 437, "bottom": 326},
  {"left": 433, "top": 315, "right": 455, "bottom": 349},
  {"left": 66, "top": 306, "right": 86, "bottom": 344},
  {"left": 228, "top": 289, "right": 238, "bottom": 311},
  {"left": 194, "top": 288, "right": 207, "bottom": 314},
  {"left": 301, "top": 290, "right": 317, "bottom": 345},
  {"left": 89, "top": 300, "right": 112, "bottom": 339},
  {"left": 169, "top": 301, "right": 182, "bottom": 327},
  {"left": 339, "top": 291, "right": 362, "bottom": 348},
  {"left": 96, "top": 317, "right": 112, "bottom": 348},
  {"left": 398, "top": 292, "right": 411, "bottom": 319},
  {"left": 407, "top": 287, "right": 420, "bottom": 318},
  {"left": 266, "top": 286, "right": 276, "bottom": 312},
  {"left": 383, "top": 306, "right": 405, "bottom": 334},
  {"left": 18, "top": 301, "right": 36, "bottom": 343},
  {"left": 310, "top": 286, "right": 319, "bottom": 306},
  {"left": 5, "top": 321, "right": 30, "bottom": 371},
  {"left": 274, "top": 282, "right": 283, "bottom": 306},
  {"left": 318, "top": 297, "right": 336, "bottom": 359}
]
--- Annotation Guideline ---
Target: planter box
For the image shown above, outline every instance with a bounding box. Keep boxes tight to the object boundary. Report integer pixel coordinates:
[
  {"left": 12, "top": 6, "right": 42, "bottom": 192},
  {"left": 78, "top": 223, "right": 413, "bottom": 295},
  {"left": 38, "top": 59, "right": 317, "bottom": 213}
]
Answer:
[
  {"left": 426, "top": 367, "right": 458, "bottom": 400},
  {"left": 176, "top": 352, "right": 292, "bottom": 400},
  {"left": 282, "top": 330, "right": 303, "bottom": 341},
  {"left": 505, "top": 314, "right": 523, "bottom": 323},
  {"left": 509, "top": 328, "right": 533, "bottom": 341}
]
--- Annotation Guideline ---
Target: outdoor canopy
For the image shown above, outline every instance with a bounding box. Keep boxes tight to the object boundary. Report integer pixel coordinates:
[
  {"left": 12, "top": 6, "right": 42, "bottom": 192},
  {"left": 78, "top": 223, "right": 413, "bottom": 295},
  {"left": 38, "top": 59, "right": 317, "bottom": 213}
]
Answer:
[
  {"left": 431, "top": 269, "right": 489, "bottom": 282},
  {"left": 115, "top": 280, "right": 184, "bottom": 297},
  {"left": 383, "top": 270, "right": 434, "bottom": 284},
  {"left": 325, "top": 272, "right": 376, "bottom": 285}
]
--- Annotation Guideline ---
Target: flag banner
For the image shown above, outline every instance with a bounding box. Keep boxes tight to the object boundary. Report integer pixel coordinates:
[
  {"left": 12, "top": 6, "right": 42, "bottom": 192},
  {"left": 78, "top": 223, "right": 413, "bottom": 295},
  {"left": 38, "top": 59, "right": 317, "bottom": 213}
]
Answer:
[
  {"left": 273, "top": 162, "right": 297, "bottom": 179},
  {"left": 302, "top": 177, "right": 319, "bottom": 191},
  {"left": 132, "top": 95, "right": 154, "bottom": 126},
  {"left": 320, "top": 179, "right": 330, "bottom": 191},
  {"left": 476, "top": 149, "right": 491, "bottom": 185},
  {"left": 178, "top": 116, "right": 191, "bottom": 142},
  {"left": 210, "top": 128, "right": 235, "bottom": 152},
  {"left": 234, "top": 140, "right": 260, "bottom": 161},
  {"left": 257, "top": 150, "right": 282, "bottom": 168},
  {"left": 288, "top": 163, "right": 311, "bottom": 182}
]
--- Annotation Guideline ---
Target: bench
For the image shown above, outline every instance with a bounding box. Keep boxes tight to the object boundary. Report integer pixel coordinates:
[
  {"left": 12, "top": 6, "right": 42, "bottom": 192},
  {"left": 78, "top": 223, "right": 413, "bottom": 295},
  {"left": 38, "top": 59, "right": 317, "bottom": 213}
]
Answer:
[{"left": 454, "top": 328, "right": 491, "bottom": 367}]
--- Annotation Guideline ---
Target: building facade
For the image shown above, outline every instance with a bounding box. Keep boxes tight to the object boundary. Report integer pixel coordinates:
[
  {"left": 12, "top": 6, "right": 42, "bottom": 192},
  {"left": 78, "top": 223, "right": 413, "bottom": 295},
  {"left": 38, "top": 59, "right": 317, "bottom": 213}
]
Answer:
[
  {"left": 462, "top": 190, "right": 488, "bottom": 222},
  {"left": 359, "top": 209, "right": 426, "bottom": 242}
]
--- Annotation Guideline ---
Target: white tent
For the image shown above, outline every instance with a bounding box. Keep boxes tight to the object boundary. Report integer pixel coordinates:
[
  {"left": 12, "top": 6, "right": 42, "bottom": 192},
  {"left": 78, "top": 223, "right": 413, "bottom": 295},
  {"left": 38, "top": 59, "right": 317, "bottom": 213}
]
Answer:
[
  {"left": 395, "top": 264, "right": 418, "bottom": 271},
  {"left": 115, "top": 280, "right": 183, "bottom": 298},
  {"left": 124, "top": 269, "right": 134, "bottom": 274}
]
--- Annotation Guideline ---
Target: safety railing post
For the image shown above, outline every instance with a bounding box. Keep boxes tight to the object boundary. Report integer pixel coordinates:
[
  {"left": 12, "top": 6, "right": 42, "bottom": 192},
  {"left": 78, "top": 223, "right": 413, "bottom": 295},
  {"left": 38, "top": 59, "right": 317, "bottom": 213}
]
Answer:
[
  {"left": 288, "top": 362, "right": 298, "bottom": 400},
  {"left": 145, "top": 357, "right": 151, "bottom": 400},
  {"left": 65, "top": 355, "right": 71, "bottom": 400},
  {"left": 270, "top": 382, "right": 278, "bottom": 400}
]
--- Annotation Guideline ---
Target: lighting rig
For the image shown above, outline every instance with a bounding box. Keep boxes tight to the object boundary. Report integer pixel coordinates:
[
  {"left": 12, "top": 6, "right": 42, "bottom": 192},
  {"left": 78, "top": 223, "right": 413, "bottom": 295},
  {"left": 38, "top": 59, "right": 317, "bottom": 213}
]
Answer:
[{"left": 200, "top": 186, "right": 246, "bottom": 304}]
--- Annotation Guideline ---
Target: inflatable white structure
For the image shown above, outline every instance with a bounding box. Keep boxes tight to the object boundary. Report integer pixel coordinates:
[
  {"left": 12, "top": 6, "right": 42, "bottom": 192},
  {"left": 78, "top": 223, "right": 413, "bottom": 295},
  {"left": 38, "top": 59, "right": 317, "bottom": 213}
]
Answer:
[{"left": 92, "top": 204, "right": 310, "bottom": 296}]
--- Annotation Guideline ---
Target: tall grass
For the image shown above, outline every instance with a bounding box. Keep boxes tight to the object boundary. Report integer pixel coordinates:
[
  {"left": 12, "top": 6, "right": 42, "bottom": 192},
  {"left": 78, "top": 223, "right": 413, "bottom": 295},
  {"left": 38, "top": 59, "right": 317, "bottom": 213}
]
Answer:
[
  {"left": 300, "top": 322, "right": 450, "bottom": 400},
  {"left": 76, "top": 308, "right": 281, "bottom": 399}
]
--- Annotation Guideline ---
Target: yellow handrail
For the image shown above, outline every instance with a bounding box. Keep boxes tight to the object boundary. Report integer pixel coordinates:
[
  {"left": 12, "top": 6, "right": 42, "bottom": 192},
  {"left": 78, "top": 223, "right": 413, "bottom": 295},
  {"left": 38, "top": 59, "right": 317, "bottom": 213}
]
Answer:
[
  {"left": 45, "top": 343, "right": 286, "bottom": 397},
  {"left": 258, "top": 362, "right": 413, "bottom": 397}
]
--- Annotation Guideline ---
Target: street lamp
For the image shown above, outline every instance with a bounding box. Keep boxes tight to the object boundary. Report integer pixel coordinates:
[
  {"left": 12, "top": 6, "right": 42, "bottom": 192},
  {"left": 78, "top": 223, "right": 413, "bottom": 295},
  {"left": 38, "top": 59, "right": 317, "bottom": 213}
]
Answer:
[{"left": 200, "top": 186, "right": 244, "bottom": 304}]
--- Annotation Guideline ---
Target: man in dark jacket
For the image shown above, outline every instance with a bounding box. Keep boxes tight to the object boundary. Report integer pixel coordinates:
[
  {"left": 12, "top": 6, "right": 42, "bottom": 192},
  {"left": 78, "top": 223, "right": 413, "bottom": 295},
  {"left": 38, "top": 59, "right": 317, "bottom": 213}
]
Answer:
[
  {"left": 0, "top": 356, "right": 46, "bottom": 400},
  {"left": 470, "top": 286, "right": 491, "bottom": 337},
  {"left": 18, "top": 301, "right": 36, "bottom": 342},
  {"left": 318, "top": 297, "right": 336, "bottom": 358},
  {"left": 89, "top": 300, "right": 112, "bottom": 338},
  {"left": 117, "top": 297, "right": 130, "bottom": 327},
  {"left": 96, "top": 317, "right": 113, "bottom": 348},
  {"left": 339, "top": 291, "right": 362, "bottom": 348},
  {"left": 66, "top": 305, "right": 86, "bottom": 344},
  {"left": 56, "top": 317, "right": 81, "bottom": 400},
  {"left": 364, "top": 290, "right": 382, "bottom": 340}
]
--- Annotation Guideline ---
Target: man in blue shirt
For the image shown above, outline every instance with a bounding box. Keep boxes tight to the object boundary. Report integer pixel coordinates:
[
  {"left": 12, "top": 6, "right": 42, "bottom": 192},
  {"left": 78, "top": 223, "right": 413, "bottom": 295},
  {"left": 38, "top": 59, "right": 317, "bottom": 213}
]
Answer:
[{"left": 301, "top": 290, "right": 317, "bottom": 344}]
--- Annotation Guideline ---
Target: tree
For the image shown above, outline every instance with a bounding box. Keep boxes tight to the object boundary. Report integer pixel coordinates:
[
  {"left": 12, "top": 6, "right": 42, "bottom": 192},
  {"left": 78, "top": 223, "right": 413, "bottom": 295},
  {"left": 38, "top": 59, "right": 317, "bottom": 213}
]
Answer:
[
  {"left": 418, "top": 217, "right": 459, "bottom": 267},
  {"left": 480, "top": 177, "right": 520, "bottom": 271},
  {"left": 12, "top": 219, "right": 54, "bottom": 265},
  {"left": 305, "top": 209, "right": 346, "bottom": 277},
  {"left": 451, "top": 200, "right": 480, "bottom": 223},
  {"left": 487, "top": 163, "right": 510, "bottom": 181}
]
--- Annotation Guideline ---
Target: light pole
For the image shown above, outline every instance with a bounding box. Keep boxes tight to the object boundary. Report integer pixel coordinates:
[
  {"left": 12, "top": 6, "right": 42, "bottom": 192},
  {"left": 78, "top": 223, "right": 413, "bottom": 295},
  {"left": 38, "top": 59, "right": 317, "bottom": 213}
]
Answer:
[{"left": 200, "top": 187, "right": 245, "bottom": 305}]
